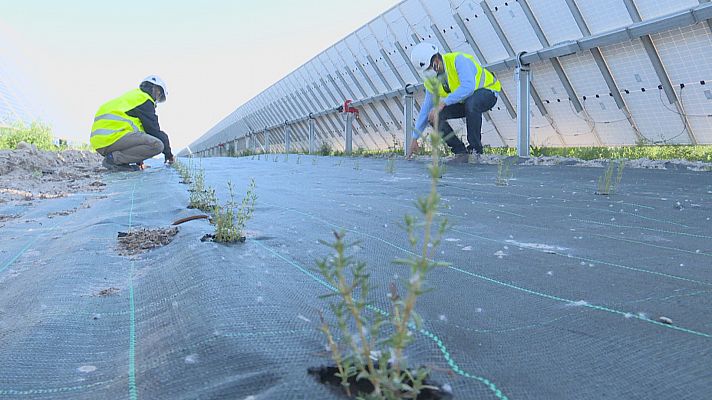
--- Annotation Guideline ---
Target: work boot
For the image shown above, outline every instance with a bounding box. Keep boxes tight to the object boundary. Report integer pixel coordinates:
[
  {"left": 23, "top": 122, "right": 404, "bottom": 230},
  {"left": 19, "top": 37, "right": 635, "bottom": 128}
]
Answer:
[
  {"left": 102, "top": 153, "right": 138, "bottom": 172},
  {"left": 446, "top": 153, "right": 469, "bottom": 165},
  {"left": 468, "top": 152, "right": 481, "bottom": 164}
]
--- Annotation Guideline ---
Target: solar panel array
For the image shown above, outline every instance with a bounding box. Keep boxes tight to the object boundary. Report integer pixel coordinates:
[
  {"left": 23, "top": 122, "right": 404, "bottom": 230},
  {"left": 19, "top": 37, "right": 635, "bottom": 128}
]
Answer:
[
  {"left": 185, "top": 0, "right": 712, "bottom": 157},
  {"left": 0, "top": 53, "right": 38, "bottom": 127}
]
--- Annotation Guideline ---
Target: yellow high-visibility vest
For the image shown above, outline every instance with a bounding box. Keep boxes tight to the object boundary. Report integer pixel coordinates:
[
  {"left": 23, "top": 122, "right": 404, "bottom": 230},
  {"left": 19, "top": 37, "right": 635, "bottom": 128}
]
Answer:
[
  {"left": 90, "top": 89, "right": 154, "bottom": 150},
  {"left": 424, "top": 52, "right": 501, "bottom": 100}
]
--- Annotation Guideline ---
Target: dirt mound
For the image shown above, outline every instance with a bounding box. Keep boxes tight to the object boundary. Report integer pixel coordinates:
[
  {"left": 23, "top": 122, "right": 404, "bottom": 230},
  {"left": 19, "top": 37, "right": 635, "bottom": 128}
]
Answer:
[
  {"left": 117, "top": 227, "right": 179, "bottom": 256},
  {"left": 0, "top": 144, "right": 104, "bottom": 203}
]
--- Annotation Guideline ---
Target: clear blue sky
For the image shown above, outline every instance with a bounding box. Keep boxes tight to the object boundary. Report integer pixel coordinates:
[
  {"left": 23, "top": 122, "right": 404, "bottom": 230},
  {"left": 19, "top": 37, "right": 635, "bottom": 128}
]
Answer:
[{"left": 0, "top": 0, "right": 402, "bottom": 149}]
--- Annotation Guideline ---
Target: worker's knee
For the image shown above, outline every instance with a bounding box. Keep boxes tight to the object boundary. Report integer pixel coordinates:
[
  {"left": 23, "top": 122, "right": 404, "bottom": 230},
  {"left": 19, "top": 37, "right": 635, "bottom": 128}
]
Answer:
[{"left": 149, "top": 137, "right": 164, "bottom": 155}]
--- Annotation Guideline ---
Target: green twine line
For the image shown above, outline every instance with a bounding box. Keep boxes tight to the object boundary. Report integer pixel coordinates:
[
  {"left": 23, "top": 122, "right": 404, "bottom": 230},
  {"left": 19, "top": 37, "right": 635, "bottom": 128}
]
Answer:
[
  {"left": 591, "top": 233, "right": 712, "bottom": 258},
  {"left": 253, "top": 240, "right": 510, "bottom": 400},
  {"left": 448, "top": 266, "right": 712, "bottom": 339},
  {"left": 128, "top": 181, "right": 138, "bottom": 400},
  {"left": 450, "top": 228, "right": 712, "bottom": 287},
  {"left": 0, "top": 381, "right": 111, "bottom": 395},
  {"left": 572, "top": 218, "right": 712, "bottom": 240},
  {"left": 0, "top": 224, "right": 58, "bottom": 274},
  {"left": 272, "top": 205, "right": 712, "bottom": 339}
]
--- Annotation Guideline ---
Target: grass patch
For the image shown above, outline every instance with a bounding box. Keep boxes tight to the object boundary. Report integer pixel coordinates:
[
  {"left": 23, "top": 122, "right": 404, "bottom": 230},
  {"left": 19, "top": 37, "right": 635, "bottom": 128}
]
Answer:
[
  {"left": 0, "top": 121, "right": 90, "bottom": 151},
  {"left": 484, "top": 145, "right": 712, "bottom": 162}
]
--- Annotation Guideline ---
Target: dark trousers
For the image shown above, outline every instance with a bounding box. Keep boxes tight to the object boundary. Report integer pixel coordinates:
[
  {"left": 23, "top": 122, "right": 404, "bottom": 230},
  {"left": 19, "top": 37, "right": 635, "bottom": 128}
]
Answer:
[{"left": 432, "top": 89, "right": 498, "bottom": 154}]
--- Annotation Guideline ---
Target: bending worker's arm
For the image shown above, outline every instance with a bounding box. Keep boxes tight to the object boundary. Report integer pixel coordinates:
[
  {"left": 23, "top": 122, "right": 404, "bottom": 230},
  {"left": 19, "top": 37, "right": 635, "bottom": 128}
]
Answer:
[{"left": 126, "top": 101, "right": 174, "bottom": 162}]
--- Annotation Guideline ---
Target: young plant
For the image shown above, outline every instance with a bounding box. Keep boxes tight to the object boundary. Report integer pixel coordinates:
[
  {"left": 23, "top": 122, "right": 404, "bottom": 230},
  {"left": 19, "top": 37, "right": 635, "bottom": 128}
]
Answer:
[
  {"left": 596, "top": 159, "right": 625, "bottom": 195},
  {"left": 234, "top": 178, "right": 257, "bottom": 238},
  {"left": 211, "top": 179, "right": 257, "bottom": 243},
  {"left": 496, "top": 158, "right": 514, "bottom": 186},
  {"left": 315, "top": 75, "right": 448, "bottom": 399},
  {"left": 320, "top": 142, "right": 333, "bottom": 156},
  {"left": 385, "top": 157, "right": 396, "bottom": 175},
  {"left": 188, "top": 166, "right": 217, "bottom": 211},
  {"left": 297, "top": 155, "right": 302, "bottom": 164},
  {"left": 353, "top": 159, "right": 361, "bottom": 171}
]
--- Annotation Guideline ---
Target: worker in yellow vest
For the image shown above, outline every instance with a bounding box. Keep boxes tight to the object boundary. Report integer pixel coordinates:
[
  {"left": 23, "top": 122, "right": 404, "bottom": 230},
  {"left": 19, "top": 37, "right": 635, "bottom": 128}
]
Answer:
[
  {"left": 407, "top": 43, "right": 501, "bottom": 163},
  {"left": 90, "top": 75, "right": 174, "bottom": 171}
]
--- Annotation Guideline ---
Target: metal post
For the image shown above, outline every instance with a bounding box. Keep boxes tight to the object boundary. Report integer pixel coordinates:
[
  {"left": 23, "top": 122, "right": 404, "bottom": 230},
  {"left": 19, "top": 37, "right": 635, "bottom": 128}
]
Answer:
[
  {"left": 516, "top": 52, "right": 531, "bottom": 158},
  {"left": 285, "top": 124, "right": 291, "bottom": 154},
  {"left": 265, "top": 130, "right": 271, "bottom": 153},
  {"left": 344, "top": 113, "right": 353, "bottom": 155},
  {"left": 308, "top": 117, "right": 315, "bottom": 154},
  {"left": 404, "top": 85, "right": 415, "bottom": 156}
]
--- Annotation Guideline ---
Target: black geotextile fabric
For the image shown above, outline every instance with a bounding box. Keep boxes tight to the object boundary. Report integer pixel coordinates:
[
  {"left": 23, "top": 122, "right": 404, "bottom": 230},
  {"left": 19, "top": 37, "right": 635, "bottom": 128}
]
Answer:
[{"left": 0, "top": 155, "right": 711, "bottom": 399}]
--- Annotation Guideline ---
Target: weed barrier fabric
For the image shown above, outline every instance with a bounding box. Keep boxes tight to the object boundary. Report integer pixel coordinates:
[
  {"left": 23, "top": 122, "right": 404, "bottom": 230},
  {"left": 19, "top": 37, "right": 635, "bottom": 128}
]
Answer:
[{"left": 0, "top": 155, "right": 709, "bottom": 399}]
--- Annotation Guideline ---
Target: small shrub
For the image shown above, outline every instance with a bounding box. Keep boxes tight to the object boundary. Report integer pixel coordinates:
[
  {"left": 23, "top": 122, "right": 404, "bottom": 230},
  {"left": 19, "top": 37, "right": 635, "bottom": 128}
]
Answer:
[
  {"left": 211, "top": 179, "right": 257, "bottom": 243},
  {"left": 188, "top": 167, "right": 217, "bottom": 211},
  {"left": 315, "top": 75, "right": 448, "bottom": 399},
  {"left": 319, "top": 142, "right": 333, "bottom": 156}
]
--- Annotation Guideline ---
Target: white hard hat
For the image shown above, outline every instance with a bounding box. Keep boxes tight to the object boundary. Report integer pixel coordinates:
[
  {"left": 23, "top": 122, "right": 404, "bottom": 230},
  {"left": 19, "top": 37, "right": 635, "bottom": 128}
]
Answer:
[
  {"left": 141, "top": 75, "right": 168, "bottom": 100},
  {"left": 410, "top": 42, "right": 439, "bottom": 72}
]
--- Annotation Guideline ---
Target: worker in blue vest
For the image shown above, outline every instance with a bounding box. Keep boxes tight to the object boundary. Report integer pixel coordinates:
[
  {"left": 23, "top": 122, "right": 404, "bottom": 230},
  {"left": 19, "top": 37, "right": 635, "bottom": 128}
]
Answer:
[
  {"left": 407, "top": 43, "right": 501, "bottom": 163},
  {"left": 91, "top": 76, "right": 174, "bottom": 171}
]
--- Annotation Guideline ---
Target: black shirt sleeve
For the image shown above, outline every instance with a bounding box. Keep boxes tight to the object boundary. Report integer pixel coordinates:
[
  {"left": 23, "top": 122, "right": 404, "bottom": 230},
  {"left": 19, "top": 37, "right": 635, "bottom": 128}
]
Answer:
[{"left": 126, "top": 100, "right": 173, "bottom": 160}]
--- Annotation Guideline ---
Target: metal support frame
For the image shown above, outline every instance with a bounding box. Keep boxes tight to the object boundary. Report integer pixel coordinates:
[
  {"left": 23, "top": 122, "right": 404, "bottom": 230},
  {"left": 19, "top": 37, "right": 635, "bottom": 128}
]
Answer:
[
  {"left": 284, "top": 124, "right": 291, "bottom": 154},
  {"left": 516, "top": 52, "right": 532, "bottom": 158},
  {"left": 308, "top": 118, "right": 316, "bottom": 154},
  {"left": 404, "top": 90, "right": 415, "bottom": 156},
  {"left": 344, "top": 112, "right": 354, "bottom": 155}
]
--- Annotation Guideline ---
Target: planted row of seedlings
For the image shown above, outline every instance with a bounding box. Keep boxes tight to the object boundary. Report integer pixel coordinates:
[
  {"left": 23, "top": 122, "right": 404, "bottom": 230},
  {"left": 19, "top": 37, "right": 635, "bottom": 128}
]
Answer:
[{"left": 173, "top": 159, "right": 257, "bottom": 243}]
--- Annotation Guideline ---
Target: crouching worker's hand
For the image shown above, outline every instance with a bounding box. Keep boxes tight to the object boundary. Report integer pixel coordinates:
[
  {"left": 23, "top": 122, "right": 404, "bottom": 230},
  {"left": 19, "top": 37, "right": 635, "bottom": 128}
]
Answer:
[
  {"left": 165, "top": 154, "right": 175, "bottom": 165},
  {"left": 406, "top": 140, "right": 420, "bottom": 160}
]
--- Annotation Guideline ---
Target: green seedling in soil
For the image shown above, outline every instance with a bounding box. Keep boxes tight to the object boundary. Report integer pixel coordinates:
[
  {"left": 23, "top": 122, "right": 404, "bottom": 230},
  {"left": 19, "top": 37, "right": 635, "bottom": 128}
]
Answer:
[
  {"left": 596, "top": 159, "right": 625, "bottom": 195},
  {"left": 385, "top": 157, "right": 396, "bottom": 175},
  {"left": 316, "top": 76, "right": 448, "bottom": 399},
  {"left": 210, "top": 179, "right": 257, "bottom": 243},
  {"left": 188, "top": 167, "right": 217, "bottom": 212},
  {"left": 353, "top": 159, "right": 361, "bottom": 171},
  {"left": 320, "top": 142, "right": 333, "bottom": 156},
  {"left": 297, "top": 155, "right": 301, "bottom": 164},
  {"left": 496, "top": 158, "right": 514, "bottom": 186}
]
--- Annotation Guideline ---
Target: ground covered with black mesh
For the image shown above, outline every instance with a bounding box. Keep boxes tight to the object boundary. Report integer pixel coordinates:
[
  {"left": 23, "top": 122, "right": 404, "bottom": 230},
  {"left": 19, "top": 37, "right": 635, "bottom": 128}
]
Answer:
[{"left": 0, "top": 155, "right": 710, "bottom": 399}]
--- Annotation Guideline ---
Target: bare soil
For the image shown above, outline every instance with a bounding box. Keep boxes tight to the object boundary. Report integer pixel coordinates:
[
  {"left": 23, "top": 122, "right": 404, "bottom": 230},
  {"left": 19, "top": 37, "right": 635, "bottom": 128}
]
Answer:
[
  {"left": 0, "top": 145, "right": 105, "bottom": 203},
  {"left": 117, "top": 227, "right": 179, "bottom": 256}
]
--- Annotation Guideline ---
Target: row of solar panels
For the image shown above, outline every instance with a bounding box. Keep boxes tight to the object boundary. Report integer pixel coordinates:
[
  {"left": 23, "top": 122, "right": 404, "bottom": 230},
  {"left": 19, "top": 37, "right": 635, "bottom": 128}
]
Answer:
[
  {"left": 183, "top": 0, "right": 712, "bottom": 157},
  {"left": 0, "top": 48, "right": 40, "bottom": 127}
]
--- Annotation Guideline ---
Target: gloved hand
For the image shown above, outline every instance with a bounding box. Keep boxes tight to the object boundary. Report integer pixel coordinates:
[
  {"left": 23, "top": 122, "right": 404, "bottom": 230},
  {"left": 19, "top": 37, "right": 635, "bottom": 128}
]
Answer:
[
  {"left": 165, "top": 154, "right": 175, "bottom": 165},
  {"left": 406, "top": 140, "right": 419, "bottom": 160}
]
